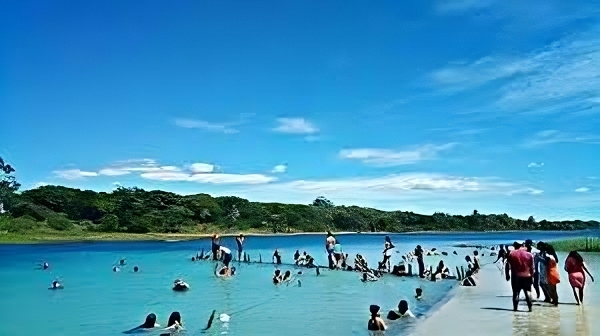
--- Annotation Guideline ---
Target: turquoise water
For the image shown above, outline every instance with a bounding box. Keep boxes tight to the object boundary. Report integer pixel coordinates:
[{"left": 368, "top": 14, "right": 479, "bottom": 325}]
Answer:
[{"left": 0, "top": 230, "right": 596, "bottom": 336}]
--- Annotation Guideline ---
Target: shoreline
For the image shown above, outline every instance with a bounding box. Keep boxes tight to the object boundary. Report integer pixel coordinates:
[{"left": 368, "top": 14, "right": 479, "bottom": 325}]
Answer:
[
  {"left": 0, "top": 229, "right": 597, "bottom": 244},
  {"left": 411, "top": 261, "right": 599, "bottom": 336}
]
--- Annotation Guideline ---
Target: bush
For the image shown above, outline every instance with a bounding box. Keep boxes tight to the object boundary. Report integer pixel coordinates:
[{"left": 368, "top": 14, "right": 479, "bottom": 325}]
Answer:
[
  {"left": 47, "top": 215, "right": 73, "bottom": 231},
  {"left": 0, "top": 216, "right": 40, "bottom": 233},
  {"left": 98, "top": 214, "right": 119, "bottom": 232}
]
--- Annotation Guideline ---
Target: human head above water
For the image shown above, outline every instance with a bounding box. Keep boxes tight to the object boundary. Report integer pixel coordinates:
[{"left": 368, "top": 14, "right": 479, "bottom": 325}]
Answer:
[
  {"left": 167, "top": 312, "right": 181, "bottom": 327},
  {"left": 398, "top": 300, "right": 409, "bottom": 314},
  {"left": 369, "top": 305, "right": 380, "bottom": 317}
]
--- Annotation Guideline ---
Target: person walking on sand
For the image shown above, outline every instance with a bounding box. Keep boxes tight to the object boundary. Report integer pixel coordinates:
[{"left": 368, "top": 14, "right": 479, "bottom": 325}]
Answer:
[
  {"left": 505, "top": 242, "right": 534, "bottom": 312},
  {"left": 565, "top": 251, "right": 595, "bottom": 305}
]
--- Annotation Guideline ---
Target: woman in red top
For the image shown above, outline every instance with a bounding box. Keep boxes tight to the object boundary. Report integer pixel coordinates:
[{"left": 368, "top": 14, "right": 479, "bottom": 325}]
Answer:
[{"left": 564, "top": 251, "right": 595, "bottom": 305}]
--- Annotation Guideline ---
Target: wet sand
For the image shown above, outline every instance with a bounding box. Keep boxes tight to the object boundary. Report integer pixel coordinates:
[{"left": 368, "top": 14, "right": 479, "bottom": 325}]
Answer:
[{"left": 412, "top": 262, "right": 598, "bottom": 336}]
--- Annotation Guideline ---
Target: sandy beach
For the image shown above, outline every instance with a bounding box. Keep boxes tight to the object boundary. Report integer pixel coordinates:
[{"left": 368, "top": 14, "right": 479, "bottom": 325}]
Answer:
[{"left": 412, "top": 262, "right": 599, "bottom": 336}]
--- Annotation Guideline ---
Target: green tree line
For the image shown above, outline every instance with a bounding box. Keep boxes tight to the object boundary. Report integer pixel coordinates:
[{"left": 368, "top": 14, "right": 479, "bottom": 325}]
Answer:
[{"left": 1, "top": 157, "right": 599, "bottom": 234}]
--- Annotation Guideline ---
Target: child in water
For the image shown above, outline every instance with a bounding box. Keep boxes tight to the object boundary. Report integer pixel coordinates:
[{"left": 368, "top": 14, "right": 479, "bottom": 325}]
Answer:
[{"left": 415, "top": 288, "right": 423, "bottom": 300}]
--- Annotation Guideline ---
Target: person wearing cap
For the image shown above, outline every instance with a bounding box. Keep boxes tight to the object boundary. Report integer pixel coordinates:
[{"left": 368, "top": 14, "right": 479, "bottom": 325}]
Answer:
[{"left": 367, "top": 305, "right": 387, "bottom": 335}]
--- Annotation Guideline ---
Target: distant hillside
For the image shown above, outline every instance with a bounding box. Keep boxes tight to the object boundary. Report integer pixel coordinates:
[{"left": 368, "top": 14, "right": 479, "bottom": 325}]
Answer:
[{"left": 1, "top": 185, "right": 599, "bottom": 235}]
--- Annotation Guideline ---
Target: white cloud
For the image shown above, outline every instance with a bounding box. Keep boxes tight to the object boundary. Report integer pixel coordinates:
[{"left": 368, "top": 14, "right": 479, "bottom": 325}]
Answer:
[
  {"left": 528, "top": 162, "right": 544, "bottom": 168},
  {"left": 340, "top": 143, "right": 457, "bottom": 166},
  {"left": 429, "top": 29, "right": 600, "bottom": 116},
  {"left": 53, "top": 169, "right": 99, "bottom": 180},
  {"left": 175, "top": 118, "right": 238, "bottom": 134},
  {"left": 141, "top": 171, "right": 275, "bottom": 184},
  {"left": 523, "top": 130, "right": 600, "bottom": 147},
  {"left": 272, "top": 164, "right": 287, "bottom": 174},
  {"left": 190, "top": 163, "right": 215, "bottom": 174},
  {"left": 53, "top": 159, "right": 271, "bottom": 184},
  {"left": 273, "top": 118, "right": 319, "bottom": 134},
  {"left": 575, "top": 187, "right": 590, "bottom": 193}
]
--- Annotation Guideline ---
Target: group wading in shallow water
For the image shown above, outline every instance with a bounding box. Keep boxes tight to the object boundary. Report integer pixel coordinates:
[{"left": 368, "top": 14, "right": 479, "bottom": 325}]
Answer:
[{"left": 32, "top": 231, "right": 597, "bottom": 335}]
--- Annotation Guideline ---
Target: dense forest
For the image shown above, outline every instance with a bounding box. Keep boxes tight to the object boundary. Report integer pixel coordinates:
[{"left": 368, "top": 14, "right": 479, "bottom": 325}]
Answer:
[{"left": 1, "top": 157, "right": 599, "bottom": 235}]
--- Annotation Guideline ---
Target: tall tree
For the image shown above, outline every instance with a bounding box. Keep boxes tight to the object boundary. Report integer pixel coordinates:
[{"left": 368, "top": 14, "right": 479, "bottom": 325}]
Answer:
[{"left": 0, "top": 157, "right": 21, "bottom": 210}]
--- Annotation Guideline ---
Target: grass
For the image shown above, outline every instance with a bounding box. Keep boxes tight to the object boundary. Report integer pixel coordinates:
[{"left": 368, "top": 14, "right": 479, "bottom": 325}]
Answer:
[{"left": 548, "top": 237, "right": 600, "bottom": 252}]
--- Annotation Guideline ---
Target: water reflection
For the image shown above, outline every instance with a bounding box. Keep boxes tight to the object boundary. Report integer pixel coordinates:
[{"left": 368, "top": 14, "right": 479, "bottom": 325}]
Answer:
[
  {"left": 512, "top": 305, "right": 560, "bottom": 336},
  {"left": 575, "top": 306, "right": 590, "bottom": 336}
]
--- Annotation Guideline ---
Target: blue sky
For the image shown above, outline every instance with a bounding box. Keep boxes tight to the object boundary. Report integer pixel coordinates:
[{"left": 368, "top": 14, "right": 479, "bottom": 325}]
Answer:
[{"left": 2, "top": 0, "right": 600, "bottom": 220}]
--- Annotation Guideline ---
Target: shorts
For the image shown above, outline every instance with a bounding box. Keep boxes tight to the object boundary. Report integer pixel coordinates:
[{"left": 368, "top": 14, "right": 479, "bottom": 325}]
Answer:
[
  {"left": 511, "top": 276, "right": 533, "bottom": 292},
  {"left": 223, "top": 253, "right": 232, "bottom": 267}
]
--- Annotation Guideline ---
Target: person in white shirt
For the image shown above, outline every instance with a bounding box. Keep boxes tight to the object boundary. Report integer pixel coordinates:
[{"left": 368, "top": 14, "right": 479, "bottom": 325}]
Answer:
[
  {"left": 219, "top": 246, "right": 232, "bottom": 267},
  {"left": 386, "top": 300, "right": 416, "bottom": 320}
]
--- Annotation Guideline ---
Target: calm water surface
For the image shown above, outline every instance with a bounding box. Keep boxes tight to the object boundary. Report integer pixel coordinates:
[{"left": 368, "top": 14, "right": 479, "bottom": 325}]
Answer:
[{"left": 0, "top": 230, "right": 596, "bottom": 336}]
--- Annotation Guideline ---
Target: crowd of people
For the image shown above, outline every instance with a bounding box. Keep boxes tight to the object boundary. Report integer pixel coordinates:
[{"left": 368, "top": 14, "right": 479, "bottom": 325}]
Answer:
[
  {"left": 499, "top": 239, "right": 594, "bottom": 311},
  {"left": 37, "top": 231, "right": 596, "bottom": 334}
]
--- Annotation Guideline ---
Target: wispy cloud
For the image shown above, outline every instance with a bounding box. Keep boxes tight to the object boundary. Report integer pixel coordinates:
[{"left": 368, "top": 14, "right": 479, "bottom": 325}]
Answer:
[
  {"left": 53, "top": 169, "right": 99, "bottom": 180},
  {"left": 175, "top": 118, "right": 239, "bottom": 134},
  {"left": 273, "top": 118, "right": 319, "bottom": 134},
  {"left": 53, "top": 159, "right": 274, "bottom": 185},
  {"left": 523, "top": 130, "right": 600, "bottom": 148},
  {"left": 429, "top": 29, "right": 600, "bottom": 116},
  {"left": 527, "top": 162, "right": 544, "bottom": 168},
  {"left": 98, "top": 159, "right": 182, "bottom": 176},
  {"left": 141, "top": 171, "right": 275, "bottom": 184},
  {"left": 339, "top": 143, "right": 457, "bottom": 166},
  {"left": 575, "top": 187, "right": 590, "bottom": 193},
  {"left": 271, "top": 164, "right": 287, "bottom": 174}
]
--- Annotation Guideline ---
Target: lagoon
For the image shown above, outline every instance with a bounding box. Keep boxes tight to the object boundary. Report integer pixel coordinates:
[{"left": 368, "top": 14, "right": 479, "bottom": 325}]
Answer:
[{"left": 0, "top": 230, "right": 597, "bottom": 336}]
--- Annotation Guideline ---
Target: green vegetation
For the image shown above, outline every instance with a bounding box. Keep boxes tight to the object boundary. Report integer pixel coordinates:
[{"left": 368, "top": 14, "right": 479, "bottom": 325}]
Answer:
[
  {"left": 549, "top": 237, "right": 600, "bottom": 252},
  {"left": 1, "top": 156, "right": 600, "bottom": 243}
]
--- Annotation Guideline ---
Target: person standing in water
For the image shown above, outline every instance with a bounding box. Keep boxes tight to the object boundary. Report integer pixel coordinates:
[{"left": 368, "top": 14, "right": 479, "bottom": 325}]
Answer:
[
  {"left": 211, "top": 234, "right": 221, "bottom": 261},
  {"left": 367, "top": 305, "right": 387, "bottom": 336},
  {"left": 326, "top": 231, "right": 336, "bottom": 269},
  {"left": 333, "top": 240, "right": 344, "bottom": 269},
  {"left": 382, "top": 242, "right": 394, "bottom": 272},
  {"left": 273, "top": 250, "right": 282, "bottom": 265},
  {"left": 414, "top": 245, "right": 425, "bottom": 278},
  {"left": 565, "top": 251, "right": 595, "bottom": 305},
  {"left": 235, "top": 234, "right": 245, "bottom": 261},
  {"left": 506, "top": 242, "right": 534, "bottom": 312}
]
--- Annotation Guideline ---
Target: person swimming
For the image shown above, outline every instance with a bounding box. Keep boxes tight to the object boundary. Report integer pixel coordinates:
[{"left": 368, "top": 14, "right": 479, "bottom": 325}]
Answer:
[
  {"left": 43, "top": 262, "right": 49, "bottom": 270},
  {"left": 48, "top": 280, "right": 63, "bottom": 290},
  {"left": 367, "top": 305, "right": 387, "bottom": 336},
  {"left": 294, "top": 250, "right": 300, "bottom": 263},
  {"left": 119, "top": 258, "right": 126, "bottom": 266},
  {"left": 124, "top": 313, "right": 160, "bottom": 334},
  {"left": 282, "top": 270, "right": 292, "bottom": 282},
  {"left": 215, "top": 263, "right": 235, "bottom": 278},
  {"left": 387, "top": 300, "right": 416, "bottom": 320},
  {"left": 173, "top": 279, "right": 190, "bottom": 291},
  {"left": 273, "top": 270, "right": 283, "bottom": 284},
  {"left": 415, "top": 288, "right": 423, "bottom": 300},
  {"left": 133, "top": 266, "right": 139, "bottom": 273},
  {"left": 159, "top": 312, "right": 184, "bottom": 335},
  {"left": 362, "top": 272, "right": 378, "bottom": 282},
  {"left": 113, "top": 266, "right": 121, "bottom": 272}
]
